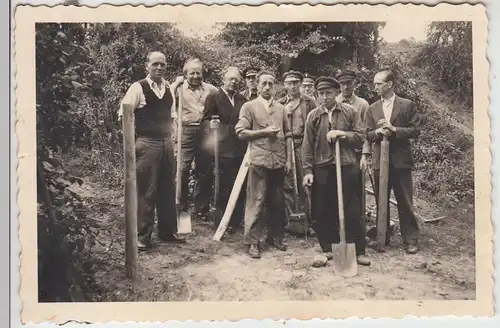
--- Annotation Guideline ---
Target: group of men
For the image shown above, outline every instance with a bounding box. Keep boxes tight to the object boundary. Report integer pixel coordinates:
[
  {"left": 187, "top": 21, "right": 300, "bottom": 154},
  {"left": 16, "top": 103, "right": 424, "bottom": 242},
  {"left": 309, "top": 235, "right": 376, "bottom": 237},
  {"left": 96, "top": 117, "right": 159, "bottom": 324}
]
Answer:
[{"left": 119, "top": 51, "right": 421, "bottom": 267}]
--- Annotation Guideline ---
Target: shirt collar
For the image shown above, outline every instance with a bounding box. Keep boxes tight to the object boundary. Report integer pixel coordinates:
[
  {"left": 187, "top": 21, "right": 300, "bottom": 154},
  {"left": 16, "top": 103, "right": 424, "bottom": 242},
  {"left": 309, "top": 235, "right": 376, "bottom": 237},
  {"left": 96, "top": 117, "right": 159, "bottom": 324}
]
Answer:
[
  {"left": 323, "top": 101, "right": 339, "bottom": 114},
  {"left": 221, "top": 87, "right": 235, "bottom": 100},
  {"left": 382, "top": 93, "right": 396, "bottom": 104},
  {"left": 146, "top": 75, "right": 168, "bottom": 88},
  {"left": 258, "top": 95, "right": 274, "bottom": 107},
  {"left": 184, "top": 81, "right": 206, "bottom": 91}
]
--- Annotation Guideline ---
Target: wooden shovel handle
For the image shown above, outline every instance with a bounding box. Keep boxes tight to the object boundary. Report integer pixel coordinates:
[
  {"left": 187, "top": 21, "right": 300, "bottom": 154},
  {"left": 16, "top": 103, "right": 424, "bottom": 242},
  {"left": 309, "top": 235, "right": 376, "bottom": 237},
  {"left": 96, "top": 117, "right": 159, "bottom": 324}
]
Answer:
[
  {"left": 175, "top": 87, "right": 183, "bottom": 206},
  {"left": 335, "top": 139, "right": 346, "bottom": 244}
]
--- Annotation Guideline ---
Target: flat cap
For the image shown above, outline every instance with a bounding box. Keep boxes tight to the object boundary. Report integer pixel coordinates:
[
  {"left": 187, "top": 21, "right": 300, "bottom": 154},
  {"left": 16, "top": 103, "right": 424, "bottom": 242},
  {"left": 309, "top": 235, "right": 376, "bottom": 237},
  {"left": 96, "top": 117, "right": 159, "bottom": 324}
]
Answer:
[
  {"left": 336, "top": 70, "right": 358, "bottom": 83},
  {"left": 243, "top": 66, "right": 260, "bottom": 78},
  {"left": 302, "top": 73, "right": 315, "bottom": 85},
  {"left": 314, "top": 76, "right": 340, "bottom": 91},
  {"left": 283, "top": 70, "right": 303, "bottom": 82}
]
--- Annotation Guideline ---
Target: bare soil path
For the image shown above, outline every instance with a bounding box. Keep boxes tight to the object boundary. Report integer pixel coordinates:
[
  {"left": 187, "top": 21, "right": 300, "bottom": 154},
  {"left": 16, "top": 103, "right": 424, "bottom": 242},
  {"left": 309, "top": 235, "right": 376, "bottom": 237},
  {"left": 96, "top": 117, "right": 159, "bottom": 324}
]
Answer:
[{"left": 72, "top": 177, "right": 475, "bottom": 302}]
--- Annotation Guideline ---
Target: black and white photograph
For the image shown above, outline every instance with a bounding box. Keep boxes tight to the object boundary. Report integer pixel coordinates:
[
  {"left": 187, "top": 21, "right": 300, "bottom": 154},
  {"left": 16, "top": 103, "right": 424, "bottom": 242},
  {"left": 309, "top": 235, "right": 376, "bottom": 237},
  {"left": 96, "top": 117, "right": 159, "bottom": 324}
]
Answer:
[{"left": 15, "top": 2, "right": 491, "bottom": 323}]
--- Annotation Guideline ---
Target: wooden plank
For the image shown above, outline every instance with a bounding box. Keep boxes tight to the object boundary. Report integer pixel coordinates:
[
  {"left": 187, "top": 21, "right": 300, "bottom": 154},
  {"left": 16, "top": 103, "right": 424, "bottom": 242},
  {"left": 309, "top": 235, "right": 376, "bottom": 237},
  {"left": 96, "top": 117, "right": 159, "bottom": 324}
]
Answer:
[{"left": 122, "top": 104, "right": 138, "bottom": 280}]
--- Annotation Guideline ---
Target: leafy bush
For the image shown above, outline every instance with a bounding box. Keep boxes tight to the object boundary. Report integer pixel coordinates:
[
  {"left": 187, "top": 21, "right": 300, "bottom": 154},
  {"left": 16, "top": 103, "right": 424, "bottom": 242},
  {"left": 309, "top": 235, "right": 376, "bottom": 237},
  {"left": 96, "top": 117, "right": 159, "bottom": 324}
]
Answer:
[{"left": 416, "top": 22, "right": 473, "bottom": 107}]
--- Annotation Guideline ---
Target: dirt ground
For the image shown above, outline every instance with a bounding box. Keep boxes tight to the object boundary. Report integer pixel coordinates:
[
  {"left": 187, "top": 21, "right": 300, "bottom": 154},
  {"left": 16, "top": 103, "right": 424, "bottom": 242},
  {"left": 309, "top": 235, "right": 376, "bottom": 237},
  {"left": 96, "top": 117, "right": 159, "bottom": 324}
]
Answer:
[{"left": 72, "top": 176, "right": 475, "bottom": 302}]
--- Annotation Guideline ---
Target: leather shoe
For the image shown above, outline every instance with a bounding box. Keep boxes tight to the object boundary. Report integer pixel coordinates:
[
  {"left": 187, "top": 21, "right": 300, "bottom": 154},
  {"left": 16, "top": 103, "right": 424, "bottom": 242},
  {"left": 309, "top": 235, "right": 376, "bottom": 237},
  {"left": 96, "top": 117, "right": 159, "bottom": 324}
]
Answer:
[
  {"left": 137, "top": 240, "right": 149, "bottom": 251},
  {"left": 159, "top": 234, "right": 186, "bottom": 243},
  {"left": 357, "top": 255, "right": 371, "bottom": 266},
  {"left": 406, "top": 244, "right": 419, "bottom": 254},
  {"left": 248, "top": 244, "right": 261, "bottom": 259},
  {"left": 267, "top": 238, "right": 287, "bottom": 251}
]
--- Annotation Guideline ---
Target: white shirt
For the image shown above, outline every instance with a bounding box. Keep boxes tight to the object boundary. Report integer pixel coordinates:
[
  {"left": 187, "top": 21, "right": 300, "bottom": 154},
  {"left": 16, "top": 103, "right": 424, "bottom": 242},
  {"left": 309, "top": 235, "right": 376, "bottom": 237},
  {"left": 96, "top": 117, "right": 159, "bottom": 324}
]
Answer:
[
  {"left": 323, "top": 103, "right": 338, "bottom": 124},
  {"left": 258, "top": 96, "right": 273, "bottom": 113},
  {"left": 117, "top": 75, "right": 170, "bottom": 119},
  {"left": 221, "top": 87, "right": 235, "bottom": 107},
  {"left": 382, "top": 93, "right": 396, "bottom": 121}
]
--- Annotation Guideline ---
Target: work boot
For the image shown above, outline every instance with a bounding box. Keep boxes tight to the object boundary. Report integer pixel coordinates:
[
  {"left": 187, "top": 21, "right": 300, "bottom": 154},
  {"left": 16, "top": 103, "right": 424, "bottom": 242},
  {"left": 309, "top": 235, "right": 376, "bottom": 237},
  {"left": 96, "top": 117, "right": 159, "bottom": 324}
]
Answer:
[
  {"left": 267, "top": 238, "right": 287, "bottom": 251},
  {"left": 357, "top": 255, "right": 371, "bottom": 266},
  {"left": 159, "top": 233, "right": 186, "bottom": 243},
  {"left": 137, "top": 240, "right": 149, "bottom": 251},
  {"left": 248, "top": 244, "right": 261, "bottom": 259},
  {"left": 406, "top": 244, "right": 419, "bottom": 254}
]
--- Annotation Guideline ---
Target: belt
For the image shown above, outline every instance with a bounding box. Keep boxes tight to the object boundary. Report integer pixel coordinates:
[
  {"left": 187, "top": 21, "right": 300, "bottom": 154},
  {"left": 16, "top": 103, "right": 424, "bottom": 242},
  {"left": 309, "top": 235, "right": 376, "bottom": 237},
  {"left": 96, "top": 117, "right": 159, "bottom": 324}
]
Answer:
[{"left": 183, "top": 122, "right": 201, "bottom": 127}]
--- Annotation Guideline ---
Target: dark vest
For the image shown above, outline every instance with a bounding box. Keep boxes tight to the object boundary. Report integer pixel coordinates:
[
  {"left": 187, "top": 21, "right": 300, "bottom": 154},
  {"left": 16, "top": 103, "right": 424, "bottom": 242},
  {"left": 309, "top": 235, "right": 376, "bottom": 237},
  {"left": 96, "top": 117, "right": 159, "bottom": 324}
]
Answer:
[{"left": 134, "top": 79, "right": 173, "bottom": 138}]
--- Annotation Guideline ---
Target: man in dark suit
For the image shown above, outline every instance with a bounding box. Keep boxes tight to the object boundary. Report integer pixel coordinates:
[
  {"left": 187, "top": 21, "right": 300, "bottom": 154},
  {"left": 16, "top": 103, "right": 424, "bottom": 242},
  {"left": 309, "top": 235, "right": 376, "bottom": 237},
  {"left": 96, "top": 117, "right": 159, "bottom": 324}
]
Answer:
[
  {"left": 365, "top": 70, "right": 421, "bottom": 254},
  {"left": 201, "top": 67, "right": 248, "bottom": 231}
]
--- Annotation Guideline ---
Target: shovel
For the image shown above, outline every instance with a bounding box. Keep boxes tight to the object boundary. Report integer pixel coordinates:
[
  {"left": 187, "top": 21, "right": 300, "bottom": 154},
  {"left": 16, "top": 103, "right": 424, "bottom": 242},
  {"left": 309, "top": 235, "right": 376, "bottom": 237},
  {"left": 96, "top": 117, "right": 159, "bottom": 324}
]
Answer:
[
  {"left": 288, "top": 139, "right": 308, "bottom": 237},
  {"left": 208, "top": 115, "right": 223, "bottom": 226},
  {"left": 376, "top": 135, "right": 390, "bottom": 252},
  {"left": 175, "top": 85, "right": 192, "bottom": 234},
  {"left": 331, "top": 138, "right": 357, "bottom": 277}
]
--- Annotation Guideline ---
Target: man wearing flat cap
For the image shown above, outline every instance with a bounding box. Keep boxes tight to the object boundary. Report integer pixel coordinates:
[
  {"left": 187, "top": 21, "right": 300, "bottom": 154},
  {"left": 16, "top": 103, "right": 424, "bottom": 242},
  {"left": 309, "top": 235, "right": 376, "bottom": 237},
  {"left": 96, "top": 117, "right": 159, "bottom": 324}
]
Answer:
[
  {"left": 240, "top": 66, "right": 260, "bottom": 101},
  {"left": 336, "top": 70, "right": 371, "bottom": 236},
  {"left": 302, "top": 76, "right": 370, "bottom": 266},
  {"left": 300, "top": 73, "right": 316, "bottom": 99},
  {"left": 277, "top": 70, "right": 316, "bottom": 236}
]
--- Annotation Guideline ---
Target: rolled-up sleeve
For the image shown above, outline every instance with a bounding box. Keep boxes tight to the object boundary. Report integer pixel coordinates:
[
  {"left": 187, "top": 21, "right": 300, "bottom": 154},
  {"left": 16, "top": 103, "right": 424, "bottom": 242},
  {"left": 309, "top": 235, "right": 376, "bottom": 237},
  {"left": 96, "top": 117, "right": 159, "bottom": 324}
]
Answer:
[{"left": 235, "top": 103, "right": 252, "bottom": 136}]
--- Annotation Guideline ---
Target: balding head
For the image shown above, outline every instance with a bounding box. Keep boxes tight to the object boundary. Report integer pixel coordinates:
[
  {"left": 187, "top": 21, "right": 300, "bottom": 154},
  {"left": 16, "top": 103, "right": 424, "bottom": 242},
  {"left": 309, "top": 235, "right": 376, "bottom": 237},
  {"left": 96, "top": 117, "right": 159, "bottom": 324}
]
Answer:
[
  {"left": 222, "top": 66, "right": 242, "bottom": 92},
  {"left": 146, "top": 51, "right": 166, "bottom": 82}
]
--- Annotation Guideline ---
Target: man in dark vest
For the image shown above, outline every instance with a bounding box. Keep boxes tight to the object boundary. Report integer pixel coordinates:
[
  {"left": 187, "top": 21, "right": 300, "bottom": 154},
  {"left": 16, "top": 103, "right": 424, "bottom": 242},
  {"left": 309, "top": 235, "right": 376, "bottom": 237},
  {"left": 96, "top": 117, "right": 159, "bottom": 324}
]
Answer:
[
  {"left": 119, "top": 51, "right": 185, "bottom": 250},
  {"left": 240, "top": 66, "right": 260, "bottom": 101},
  {"left": 201, "top": 67, "right": 248, "bottom": 231}
]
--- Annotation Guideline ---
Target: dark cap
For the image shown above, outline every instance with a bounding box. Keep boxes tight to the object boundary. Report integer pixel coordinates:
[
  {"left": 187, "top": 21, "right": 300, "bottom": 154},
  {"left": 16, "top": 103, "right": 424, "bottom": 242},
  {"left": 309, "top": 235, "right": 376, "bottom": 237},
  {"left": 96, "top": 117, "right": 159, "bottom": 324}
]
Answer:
[
  {"left": 283, "top": 70, "right": 303, "bottom": 82},
  {"left": 336, "top": 70, "right": 358, "bottom": 83},
  {"left": 314, "top": 76, "right": 340, "bottom": 91},
  {"left": 302, "top": 73, "right": 315, "bottom": 85},
  {"left": 243, "top": 66, "right": 260, "bottom": 78}
]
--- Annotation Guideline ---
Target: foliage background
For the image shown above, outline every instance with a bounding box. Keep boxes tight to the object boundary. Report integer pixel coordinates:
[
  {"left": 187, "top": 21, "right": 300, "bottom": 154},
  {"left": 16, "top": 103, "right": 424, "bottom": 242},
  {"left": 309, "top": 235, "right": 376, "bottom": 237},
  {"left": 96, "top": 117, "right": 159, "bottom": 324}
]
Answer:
[{"left": 36, "top": 21, "right": 473, "bottom": 302}]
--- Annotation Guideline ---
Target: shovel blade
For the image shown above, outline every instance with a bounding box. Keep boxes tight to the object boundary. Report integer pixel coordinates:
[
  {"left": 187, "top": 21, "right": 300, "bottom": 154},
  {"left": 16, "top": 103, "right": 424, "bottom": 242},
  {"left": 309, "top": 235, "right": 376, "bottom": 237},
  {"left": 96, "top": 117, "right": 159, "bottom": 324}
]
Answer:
[
  {"left": 331, "top": 242, "right": 358, "bottom": 277},
  {"left": 177, "top": 210, "right": 192, "bottom": 234},
  {"left": 287, "top": 213, "right": 308, "bottom": 234}
]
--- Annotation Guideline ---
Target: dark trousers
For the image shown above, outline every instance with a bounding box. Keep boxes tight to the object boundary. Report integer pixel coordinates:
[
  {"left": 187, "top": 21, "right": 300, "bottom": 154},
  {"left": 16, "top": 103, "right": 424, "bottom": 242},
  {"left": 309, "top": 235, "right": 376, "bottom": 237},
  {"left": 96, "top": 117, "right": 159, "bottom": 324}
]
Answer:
[
  {"left": 179, "top": 125, "right": 211, "bottom": 214},
  {"left": 218, "top": 156, "right": 247, "bottom": 229},
  {"left": 243, "top": 165, "right": 286, "bottom": 245},
  {"left": 312, "top": 164, "right": 366, "bottom": 256},
  {"left": 135, "top": 137, "right": 177, "bottom": 243},
  {"left": 373, "top": 166, "right": 420, "bottom": 245}
]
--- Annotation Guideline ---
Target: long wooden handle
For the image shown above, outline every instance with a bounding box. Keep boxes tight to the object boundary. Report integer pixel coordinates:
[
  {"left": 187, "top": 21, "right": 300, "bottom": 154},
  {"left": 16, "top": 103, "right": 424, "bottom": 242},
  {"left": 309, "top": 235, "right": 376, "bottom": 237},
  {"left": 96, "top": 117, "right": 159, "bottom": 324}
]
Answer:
[
  {"left": 175, "top": 87, "right": 183, "bottom": 206},
  {"left": 213, "top": 117, "right": 220, "bottom": 207},
  {"left": 377, "top": 135, "right": 390, "bottom": 249},
  {"left": 122, "top": 104, "right": 138, "bottom": 280},
  {"left": 290, "top": 139, "right": 301, "bottom": 212},
  {"left": 335, "top": 139, "right": 346, "bottom": 244}
]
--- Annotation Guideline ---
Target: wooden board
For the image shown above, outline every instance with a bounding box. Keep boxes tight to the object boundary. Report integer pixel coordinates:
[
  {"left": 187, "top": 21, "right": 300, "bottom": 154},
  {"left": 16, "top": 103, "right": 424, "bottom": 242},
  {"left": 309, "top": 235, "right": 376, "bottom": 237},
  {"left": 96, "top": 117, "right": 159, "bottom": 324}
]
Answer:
[{"left": 212, "top": 149, "right": 250, "bottom": 241}]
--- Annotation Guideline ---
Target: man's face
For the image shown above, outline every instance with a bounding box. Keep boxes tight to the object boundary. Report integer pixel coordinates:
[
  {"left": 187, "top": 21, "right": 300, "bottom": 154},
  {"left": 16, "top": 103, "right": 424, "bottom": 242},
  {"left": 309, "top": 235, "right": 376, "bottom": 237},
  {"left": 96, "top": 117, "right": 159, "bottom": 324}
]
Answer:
[
  {"left": 301, "top": 84, "right": 314, "bottom": 96},
  {"left": 185, "top": 63, "right": 203, "bottom": 87},
  {"left": 223, "top": 70, "right": 241, "bottom": 92},
  {"left": 316, "top": 87, "right": 339, "bottom": 108},
  {"left": 146, "top": 54, "right": 167, "bottom": 80},
  {"left": 340, "top": 79, "right": 356, "bottom": 98},
  {"left": 245, "top": 75, "right": 257, "bottom": 91},
  {"left": 284, "top": 80, "right": 301, "bottom": 97},
  {"left": 373, "top": 72, "right": 392, "bottom": 97},
  {"left": 257, "top": 74, "right": 275, "bottom": 100}
]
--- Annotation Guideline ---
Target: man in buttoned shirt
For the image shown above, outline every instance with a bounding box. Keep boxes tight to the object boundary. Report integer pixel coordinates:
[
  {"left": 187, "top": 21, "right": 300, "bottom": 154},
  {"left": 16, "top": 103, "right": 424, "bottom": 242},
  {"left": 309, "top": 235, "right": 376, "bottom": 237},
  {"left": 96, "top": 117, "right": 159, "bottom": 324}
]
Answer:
[
  {"left": 200, "top": 67, "right": 248, "bottom": 231},
  {"left": 170, "top": 58, "right": 218, "bottom": 220},
  {"left": 277, "top": 70, "right": 316, "bottom": 236},
  {"left": 302, "top": 76, "right": 370, "bottom": 266},
  {"left": 365, "top": 70, "right": 421, "bottom": 254},
  {"left": 240, "top": 66, "right": 260, "bottom": 101},
  {"left": 300, "top": 73, "right": 316, "bottom": 99},
  {"left": 118, "top": 51, "right": 185, "bottom": 250},
  {"left": 235, "top": 71, "right": 293, "bottom": 259},
  {"left": 336, "top": 70, "right": 371, "bottom": 236}
]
